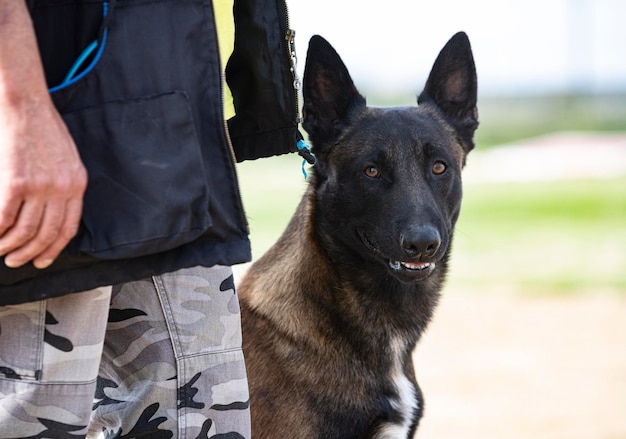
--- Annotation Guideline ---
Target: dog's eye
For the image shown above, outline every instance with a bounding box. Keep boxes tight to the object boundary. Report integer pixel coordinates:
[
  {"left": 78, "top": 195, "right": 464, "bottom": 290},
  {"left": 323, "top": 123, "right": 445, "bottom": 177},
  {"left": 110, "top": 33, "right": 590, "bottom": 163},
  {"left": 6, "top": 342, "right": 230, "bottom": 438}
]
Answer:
[
  {"left": 432, "top": 161, "right": 446, "bottom": 175},
  {"left": 364, "top": 165, "right": 380, "bottom": 178}
]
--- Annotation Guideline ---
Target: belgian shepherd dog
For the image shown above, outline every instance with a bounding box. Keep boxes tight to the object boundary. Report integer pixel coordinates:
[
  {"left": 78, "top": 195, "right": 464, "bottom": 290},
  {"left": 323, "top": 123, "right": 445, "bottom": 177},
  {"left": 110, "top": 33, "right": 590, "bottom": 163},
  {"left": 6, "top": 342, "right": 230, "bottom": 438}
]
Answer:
[{"left": 238, "top": 32, "right": 478, "bottom": 438}]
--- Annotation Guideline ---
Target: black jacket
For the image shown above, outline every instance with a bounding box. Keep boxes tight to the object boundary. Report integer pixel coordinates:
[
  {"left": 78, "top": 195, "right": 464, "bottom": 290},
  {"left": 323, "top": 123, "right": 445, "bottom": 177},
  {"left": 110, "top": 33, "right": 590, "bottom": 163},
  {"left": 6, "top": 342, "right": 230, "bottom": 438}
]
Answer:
[{"left": 0, "top": 0, "right": 301, "bottom": 304}]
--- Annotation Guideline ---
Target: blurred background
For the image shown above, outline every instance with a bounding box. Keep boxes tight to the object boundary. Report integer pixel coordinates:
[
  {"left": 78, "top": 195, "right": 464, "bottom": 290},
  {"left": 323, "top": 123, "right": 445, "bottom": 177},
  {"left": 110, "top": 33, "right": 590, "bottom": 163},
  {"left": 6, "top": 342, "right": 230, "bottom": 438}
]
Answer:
[{"left": 235, "top": 1, "right": 626, "bottom": 438}]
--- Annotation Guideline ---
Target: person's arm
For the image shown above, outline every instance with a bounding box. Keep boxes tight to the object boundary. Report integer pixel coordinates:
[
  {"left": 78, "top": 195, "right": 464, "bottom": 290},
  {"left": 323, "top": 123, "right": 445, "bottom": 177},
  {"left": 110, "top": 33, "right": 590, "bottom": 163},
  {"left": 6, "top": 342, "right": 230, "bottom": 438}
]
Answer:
[{"left": 0, "top": 1, "right": 87, "bottom": 270}]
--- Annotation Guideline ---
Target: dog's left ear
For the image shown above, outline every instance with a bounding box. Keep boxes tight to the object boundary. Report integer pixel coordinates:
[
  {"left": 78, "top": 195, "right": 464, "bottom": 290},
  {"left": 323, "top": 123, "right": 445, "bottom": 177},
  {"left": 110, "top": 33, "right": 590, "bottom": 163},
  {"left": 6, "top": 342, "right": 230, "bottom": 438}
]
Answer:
[
  {"left": 418, "top": 32, "right": 478, "bottom": 153},
  {"left": 302, "top": 35, "right": 366, "bottom": 155}
]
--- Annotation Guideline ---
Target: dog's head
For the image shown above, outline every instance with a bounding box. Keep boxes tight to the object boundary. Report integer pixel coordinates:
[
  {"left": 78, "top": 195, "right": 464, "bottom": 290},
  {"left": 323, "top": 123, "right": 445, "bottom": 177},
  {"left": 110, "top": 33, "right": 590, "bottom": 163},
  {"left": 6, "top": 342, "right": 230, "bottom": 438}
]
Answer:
[{"left": 302, "top": 33, "right": 478, "bottom": 286}]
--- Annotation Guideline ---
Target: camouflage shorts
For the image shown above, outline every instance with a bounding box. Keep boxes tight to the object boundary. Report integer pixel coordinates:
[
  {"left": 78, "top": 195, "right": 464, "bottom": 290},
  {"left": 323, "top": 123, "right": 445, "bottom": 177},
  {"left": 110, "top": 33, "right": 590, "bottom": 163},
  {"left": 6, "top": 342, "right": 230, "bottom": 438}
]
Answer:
[{"left": 0, "top": 265, "right": 251, "bottom": 439}]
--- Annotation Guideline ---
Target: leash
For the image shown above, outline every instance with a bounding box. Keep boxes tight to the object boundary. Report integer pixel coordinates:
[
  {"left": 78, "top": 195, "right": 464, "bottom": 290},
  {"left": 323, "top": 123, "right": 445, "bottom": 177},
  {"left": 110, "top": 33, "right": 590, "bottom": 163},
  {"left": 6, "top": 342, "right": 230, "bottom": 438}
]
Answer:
[{"left": 296, "top": 139, "right": 315, "bottom": 179}]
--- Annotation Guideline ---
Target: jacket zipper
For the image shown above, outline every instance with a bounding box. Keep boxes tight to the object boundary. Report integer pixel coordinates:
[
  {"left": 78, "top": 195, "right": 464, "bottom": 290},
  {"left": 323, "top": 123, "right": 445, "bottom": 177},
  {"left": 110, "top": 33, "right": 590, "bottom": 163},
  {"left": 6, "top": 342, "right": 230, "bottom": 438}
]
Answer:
[
  {"left": 210, "top": 4, "right": 250, "bottom": 233},
  {"left": 220, "top": 84, "right": 248, "bottom": 232},
  {"left": 212, "top": 1, "right": 301, "bottom": 235},
  {"left": 222, "top": 102, "right": 251, "bottom": 236},
  {"left": 283, "top": 1, "right": 302, "bottom": 125}
]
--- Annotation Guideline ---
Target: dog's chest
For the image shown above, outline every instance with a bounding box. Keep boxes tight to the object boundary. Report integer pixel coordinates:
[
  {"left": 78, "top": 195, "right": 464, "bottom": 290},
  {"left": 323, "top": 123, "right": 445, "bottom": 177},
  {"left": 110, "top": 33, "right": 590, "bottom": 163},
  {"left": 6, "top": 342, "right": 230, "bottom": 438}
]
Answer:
[{"left": 373, "top": 344, "right": 418, "bottom": 438}]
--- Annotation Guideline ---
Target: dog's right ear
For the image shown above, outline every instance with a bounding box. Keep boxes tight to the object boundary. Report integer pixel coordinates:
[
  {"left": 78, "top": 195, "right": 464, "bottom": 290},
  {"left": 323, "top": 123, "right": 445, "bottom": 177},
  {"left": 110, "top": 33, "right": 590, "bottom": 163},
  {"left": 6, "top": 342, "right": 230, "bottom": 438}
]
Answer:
[
  {"left": 418, "top": 32, "right": 478, "bottom": 153},
  {"left": 302, "top": 35, "right": 366, "bottom": 154}
]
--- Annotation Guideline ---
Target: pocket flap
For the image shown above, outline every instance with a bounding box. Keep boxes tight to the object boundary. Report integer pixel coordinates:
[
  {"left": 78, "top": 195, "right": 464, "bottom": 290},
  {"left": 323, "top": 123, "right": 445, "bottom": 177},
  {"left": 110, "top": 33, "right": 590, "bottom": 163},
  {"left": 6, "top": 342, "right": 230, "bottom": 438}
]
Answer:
[{"left": 63, "top": 91, "right": 212, "bottom": 259}]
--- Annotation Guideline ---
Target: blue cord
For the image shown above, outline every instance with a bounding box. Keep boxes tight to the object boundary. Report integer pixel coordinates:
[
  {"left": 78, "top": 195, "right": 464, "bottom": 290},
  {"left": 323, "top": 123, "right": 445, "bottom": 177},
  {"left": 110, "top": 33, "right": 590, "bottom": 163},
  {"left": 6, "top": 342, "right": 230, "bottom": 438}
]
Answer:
[
  {"left": 296, "top": 139, "right": 314, "bottom": 179},
  {"left": 49, "top": 2, "right": 109, "bottom": 92},
  {"left": 62, "top": 40, "right": 99, "bottom": 84}
]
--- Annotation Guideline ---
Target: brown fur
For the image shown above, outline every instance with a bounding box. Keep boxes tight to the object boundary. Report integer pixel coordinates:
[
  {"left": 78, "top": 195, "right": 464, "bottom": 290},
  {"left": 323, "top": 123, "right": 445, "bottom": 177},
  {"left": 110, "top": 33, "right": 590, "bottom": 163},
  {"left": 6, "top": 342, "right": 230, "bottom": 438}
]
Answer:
[{"left": 238, "top": 33, "right": 478, "bottom": 438}]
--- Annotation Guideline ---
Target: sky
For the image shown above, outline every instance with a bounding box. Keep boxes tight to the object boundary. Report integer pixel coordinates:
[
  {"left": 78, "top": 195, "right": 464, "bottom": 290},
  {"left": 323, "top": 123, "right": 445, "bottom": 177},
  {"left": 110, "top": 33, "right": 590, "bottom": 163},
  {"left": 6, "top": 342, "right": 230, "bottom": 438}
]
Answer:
[{"left": 287, "top": 0, "right": 626, "bottom": 96}]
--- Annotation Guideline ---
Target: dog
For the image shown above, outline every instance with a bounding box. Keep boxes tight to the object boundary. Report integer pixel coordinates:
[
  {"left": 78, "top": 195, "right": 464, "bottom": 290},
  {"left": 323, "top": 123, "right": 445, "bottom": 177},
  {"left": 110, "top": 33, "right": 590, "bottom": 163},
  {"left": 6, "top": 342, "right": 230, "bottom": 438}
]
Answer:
[{"left": 237, "top": 32, "right": 478, "bottom": 438}]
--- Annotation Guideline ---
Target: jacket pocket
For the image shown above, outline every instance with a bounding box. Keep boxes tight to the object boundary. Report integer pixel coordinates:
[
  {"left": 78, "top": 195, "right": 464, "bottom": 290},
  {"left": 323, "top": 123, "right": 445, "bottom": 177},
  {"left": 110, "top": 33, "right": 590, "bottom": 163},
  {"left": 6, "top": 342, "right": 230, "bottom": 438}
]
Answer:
[{"left": 62, "top": 90, "right": 212, "bottom": 259}]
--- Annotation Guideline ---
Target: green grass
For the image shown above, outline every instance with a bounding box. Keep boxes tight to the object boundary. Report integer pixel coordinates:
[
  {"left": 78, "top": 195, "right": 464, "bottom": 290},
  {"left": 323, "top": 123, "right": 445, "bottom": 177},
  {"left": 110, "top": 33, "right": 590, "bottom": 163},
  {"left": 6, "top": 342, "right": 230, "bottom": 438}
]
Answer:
[
  {"left": 237, "top": 155, "right": 626, "bottom": 296},
  {"left": 449, "top": 178, "right": 626, "bottom": 295}
]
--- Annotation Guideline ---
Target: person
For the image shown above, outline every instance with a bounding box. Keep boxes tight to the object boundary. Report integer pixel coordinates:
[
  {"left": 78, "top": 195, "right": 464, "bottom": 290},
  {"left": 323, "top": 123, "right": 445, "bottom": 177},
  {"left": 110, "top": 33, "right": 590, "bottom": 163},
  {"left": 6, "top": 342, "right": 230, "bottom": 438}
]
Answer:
[{"left": 0, "top": 0, "right": 303, "bottom": 437}]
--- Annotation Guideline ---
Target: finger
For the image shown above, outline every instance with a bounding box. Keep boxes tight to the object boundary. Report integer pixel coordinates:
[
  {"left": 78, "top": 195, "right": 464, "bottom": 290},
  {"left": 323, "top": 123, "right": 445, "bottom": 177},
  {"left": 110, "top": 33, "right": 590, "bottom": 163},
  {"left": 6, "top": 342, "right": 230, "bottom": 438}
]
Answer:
[
  {"left": 1, "top": 200, "right": 46, "bottom": 267},
  {"left": 7, "top": 196, "right": 66, "bottom": 269},
  {"left": 33, "top": 196, "right": 83, "bottom": 269},
  {"left": 0, "top": 196, "right": 23, "bottom": 238},
  {"left": 60, "top": 194, "right": 83, "bottom": 241}
]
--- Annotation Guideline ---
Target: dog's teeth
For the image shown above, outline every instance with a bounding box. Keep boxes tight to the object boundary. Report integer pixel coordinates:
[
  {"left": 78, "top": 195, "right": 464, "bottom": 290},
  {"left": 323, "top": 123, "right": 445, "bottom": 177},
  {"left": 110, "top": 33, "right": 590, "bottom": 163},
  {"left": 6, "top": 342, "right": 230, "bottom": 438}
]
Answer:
[
  {"left": 389, "top": 260, "right": 435, "bottom": 271},
  {"left": 401, "top": 262, "right": 431, "bottom": 270}
]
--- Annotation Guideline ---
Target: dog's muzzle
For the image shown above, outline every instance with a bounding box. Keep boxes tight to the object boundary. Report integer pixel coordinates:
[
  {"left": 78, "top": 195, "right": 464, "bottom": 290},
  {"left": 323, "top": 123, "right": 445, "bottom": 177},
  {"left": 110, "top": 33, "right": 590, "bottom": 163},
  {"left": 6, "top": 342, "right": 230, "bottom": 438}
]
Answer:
[{"left": 357, "top": 229, "right": 438, "bottom": 282}]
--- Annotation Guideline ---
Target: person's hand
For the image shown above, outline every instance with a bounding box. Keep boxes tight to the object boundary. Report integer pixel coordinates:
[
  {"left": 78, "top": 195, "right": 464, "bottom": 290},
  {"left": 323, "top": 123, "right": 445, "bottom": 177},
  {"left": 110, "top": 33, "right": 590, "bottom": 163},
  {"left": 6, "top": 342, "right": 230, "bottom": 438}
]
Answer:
[
  {"left": 0, "top": 1, "right": 88, "bottom": 270},
  {"left": 0, "top": 95, "right": 87, "bottom": 269}
]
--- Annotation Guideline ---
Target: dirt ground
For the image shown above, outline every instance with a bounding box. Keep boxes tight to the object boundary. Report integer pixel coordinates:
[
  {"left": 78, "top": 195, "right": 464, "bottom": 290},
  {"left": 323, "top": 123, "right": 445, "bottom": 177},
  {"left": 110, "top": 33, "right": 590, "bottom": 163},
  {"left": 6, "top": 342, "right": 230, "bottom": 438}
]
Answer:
[{"left": 413, "top": 290, "right": 626, "bottom": 439}]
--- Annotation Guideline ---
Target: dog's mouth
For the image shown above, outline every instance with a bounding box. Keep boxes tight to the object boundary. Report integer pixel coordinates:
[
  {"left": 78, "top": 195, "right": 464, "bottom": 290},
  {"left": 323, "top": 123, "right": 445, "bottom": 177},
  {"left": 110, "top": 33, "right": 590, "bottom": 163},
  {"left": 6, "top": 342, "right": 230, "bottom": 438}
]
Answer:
[
  {"left": 389, "top": 260, "right": 434, "bottom": 272},
  {"left": 357, "top": 230, "right": 436, "bottom": 282}
]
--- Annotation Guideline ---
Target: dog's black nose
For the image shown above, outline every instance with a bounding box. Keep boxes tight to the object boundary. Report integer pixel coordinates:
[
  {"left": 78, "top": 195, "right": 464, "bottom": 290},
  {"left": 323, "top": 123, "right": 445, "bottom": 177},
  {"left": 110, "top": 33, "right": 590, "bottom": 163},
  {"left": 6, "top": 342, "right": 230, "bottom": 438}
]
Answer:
[{"left": 401, "top": 226, "right": 441, "bottom": 260}]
